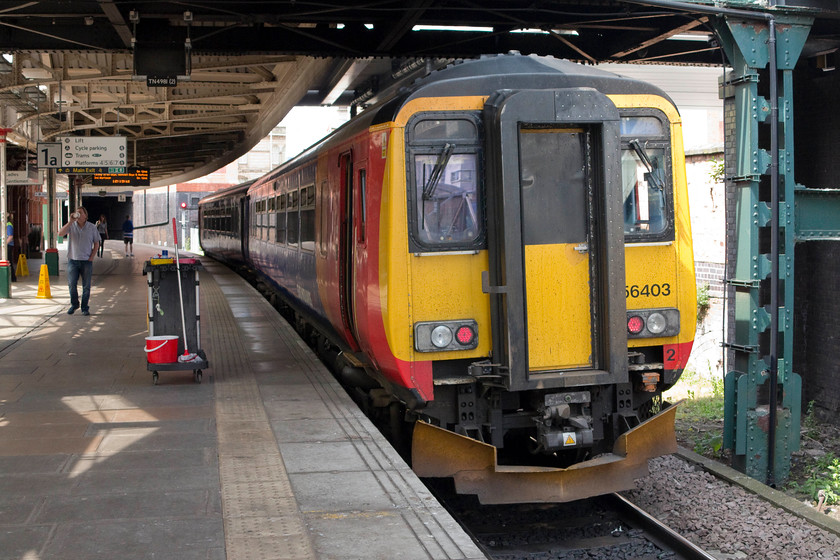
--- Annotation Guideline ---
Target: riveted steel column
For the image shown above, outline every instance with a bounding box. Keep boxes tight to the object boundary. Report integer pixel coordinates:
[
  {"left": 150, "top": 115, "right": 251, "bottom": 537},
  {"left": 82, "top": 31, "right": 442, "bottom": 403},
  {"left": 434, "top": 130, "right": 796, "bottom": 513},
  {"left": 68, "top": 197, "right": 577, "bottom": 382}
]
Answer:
[{"left": 715, "top": 14, "right": 811, "bottom": 484}]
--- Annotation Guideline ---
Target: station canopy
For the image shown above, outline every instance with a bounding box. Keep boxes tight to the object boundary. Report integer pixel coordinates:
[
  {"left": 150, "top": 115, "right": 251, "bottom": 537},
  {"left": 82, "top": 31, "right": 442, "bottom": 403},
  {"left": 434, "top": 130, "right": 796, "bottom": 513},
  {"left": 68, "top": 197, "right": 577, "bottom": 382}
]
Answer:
[{"left": 0, "top": 0, "right": 837, "bottom": 186}]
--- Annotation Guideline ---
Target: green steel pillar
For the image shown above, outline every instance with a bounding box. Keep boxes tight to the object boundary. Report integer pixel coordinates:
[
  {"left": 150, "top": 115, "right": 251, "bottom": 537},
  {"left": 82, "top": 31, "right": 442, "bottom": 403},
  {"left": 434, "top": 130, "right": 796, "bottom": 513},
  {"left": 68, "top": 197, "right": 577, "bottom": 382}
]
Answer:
[{"left": 714, "top": 14, "right": 811, "bottom": 485}]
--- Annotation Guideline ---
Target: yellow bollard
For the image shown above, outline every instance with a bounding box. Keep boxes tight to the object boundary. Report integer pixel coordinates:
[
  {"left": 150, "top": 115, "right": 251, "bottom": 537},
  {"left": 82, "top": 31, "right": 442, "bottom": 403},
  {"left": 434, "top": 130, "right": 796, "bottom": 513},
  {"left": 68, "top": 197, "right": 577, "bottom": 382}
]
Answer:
[
  {"left": 16, "top": 254, "right": 29, "bottom": 277},
  {"left": 36, "top": 264, "right": 51, "bottom": 299}
]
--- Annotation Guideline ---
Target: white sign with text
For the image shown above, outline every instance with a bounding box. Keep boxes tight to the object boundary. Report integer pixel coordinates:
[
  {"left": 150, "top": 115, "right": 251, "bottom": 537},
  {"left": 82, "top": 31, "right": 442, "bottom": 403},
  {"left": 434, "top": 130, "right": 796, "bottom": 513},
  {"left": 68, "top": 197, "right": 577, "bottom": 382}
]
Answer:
[{"left": 59, "top": 136, "right": 127, "bottom": 167}]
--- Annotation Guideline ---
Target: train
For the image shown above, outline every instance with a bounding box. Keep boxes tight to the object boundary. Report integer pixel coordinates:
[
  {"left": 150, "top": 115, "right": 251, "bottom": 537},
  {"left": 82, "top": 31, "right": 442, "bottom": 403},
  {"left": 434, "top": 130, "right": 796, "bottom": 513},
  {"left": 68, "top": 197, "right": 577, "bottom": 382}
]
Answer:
[{"left": 199, "top": 53, "right": 696, "bottom": 504}]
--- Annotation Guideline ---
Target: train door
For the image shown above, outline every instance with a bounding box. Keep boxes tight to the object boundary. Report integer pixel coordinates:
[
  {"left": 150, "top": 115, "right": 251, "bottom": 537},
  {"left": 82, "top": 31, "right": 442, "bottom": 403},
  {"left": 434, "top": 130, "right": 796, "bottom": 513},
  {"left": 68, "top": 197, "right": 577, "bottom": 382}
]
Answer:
[
  {"left": 338, "top": 152, "right": 357, "bottom": 342},
  {"left": 483, "top": 89, "right": 628, "bottom": 391}
]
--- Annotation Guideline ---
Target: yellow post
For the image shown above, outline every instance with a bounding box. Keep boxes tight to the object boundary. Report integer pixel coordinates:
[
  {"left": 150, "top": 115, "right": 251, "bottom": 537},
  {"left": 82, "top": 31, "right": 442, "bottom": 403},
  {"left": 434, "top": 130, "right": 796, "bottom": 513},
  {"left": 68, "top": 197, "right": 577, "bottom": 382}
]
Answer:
[
  {"left": 16, "top": 254, "right": 29, "bottom": 277},
  {"left": 36, "top": 264, "right": 51, "bottom": 299}
]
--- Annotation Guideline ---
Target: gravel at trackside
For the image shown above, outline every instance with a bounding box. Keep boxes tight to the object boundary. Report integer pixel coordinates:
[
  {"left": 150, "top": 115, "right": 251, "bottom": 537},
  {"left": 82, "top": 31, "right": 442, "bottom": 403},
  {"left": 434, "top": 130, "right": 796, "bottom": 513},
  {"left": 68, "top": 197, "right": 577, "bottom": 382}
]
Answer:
[{"left": 623, "top": 455, "right": 840, "bottom": 559}]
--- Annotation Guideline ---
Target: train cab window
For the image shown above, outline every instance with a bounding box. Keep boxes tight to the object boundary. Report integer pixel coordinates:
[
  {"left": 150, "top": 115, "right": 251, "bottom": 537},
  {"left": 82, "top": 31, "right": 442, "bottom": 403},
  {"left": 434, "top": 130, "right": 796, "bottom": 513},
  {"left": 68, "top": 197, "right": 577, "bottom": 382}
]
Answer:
[
  {"left": 407, "top": 114, "right": 483, "bottom": 251},
  {"left": 620, "top": 113, "right": 673, "bottom": 241}
]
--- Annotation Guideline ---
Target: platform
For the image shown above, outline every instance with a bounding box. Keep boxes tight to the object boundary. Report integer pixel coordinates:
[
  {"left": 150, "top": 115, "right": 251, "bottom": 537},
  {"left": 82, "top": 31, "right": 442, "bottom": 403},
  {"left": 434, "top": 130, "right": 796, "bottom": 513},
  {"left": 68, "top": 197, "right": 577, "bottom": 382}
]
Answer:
[{"left": 0, "top": 243, "right": 486, "bottom": 560}]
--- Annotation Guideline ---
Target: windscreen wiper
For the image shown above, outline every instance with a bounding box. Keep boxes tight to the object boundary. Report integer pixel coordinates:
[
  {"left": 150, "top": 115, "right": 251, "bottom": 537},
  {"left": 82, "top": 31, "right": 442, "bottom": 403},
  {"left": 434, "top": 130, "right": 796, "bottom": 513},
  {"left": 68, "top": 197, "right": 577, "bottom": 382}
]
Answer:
[
  {"left": 629, "top": 139, "right": 664, "bottom": 191},
  {"left": 423, "top": 143, "right": 454, "bottom": 199}
]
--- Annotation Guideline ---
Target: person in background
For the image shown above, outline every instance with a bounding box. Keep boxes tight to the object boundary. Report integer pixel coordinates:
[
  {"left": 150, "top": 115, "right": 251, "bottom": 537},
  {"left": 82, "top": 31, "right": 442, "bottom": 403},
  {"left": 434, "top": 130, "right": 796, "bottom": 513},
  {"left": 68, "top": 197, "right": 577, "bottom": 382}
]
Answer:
[
  {"left": 58, "top": 207, "right": 99, "bottom": 316},
  {"left": 122, "top": 214, "right": 134, "bottom": 257},
  {"left": 95, "top": 214, "right": 108, "bottom": 258},
  {"left": 5, "top": 212, "right": 16, "bottom": 282}
]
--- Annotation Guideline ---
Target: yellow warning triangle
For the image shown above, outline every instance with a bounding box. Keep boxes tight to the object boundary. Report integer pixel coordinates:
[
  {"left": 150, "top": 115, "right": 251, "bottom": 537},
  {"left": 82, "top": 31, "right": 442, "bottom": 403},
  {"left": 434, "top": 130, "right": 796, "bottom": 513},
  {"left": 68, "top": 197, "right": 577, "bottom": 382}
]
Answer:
[
  {"left": 36, "top": 264, "right": 51, "bottom": 299},
  {"left": 564, "top": 434, "right": 576, "bottom": 446},
  {"left": 15, "top": 254, "right": 29, "bottom": 277}
]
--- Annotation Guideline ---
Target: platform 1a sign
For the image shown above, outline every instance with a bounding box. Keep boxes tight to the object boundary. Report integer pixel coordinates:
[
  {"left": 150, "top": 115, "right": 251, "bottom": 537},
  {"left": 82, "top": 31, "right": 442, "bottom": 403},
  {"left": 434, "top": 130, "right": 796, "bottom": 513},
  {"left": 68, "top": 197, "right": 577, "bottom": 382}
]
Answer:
[{"left": 36, "top": 142, "right": 62, "bottom": 168}]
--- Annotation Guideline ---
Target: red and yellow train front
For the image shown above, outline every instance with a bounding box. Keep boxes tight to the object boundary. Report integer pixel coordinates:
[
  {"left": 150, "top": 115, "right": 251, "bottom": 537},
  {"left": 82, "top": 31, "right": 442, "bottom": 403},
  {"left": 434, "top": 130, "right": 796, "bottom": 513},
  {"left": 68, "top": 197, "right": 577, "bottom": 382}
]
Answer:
[{"left": 368, "top": 91, "right": 694, "bottom": 396}]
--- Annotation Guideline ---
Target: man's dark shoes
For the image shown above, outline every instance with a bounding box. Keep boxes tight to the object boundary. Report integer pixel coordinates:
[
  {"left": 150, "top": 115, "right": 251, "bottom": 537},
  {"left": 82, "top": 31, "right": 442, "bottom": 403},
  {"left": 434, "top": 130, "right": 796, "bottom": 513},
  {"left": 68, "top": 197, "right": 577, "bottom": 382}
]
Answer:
[
  {"left": 67, "top": 306, "right": 78, "bottom": 315},
  {"left": 81, "top": 310, "right": 90, "bottom": 316}
]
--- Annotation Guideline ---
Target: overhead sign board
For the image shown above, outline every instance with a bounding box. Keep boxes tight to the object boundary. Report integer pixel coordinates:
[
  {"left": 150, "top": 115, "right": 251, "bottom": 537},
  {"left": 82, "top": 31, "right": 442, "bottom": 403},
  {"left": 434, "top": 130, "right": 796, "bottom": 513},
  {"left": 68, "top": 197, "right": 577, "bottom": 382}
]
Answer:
[
  {"left": 92, "top": 167, "right": 150, "bottom": 187},
  {"left": 58, "top": 136, "right": 127, "bottom": 169}
]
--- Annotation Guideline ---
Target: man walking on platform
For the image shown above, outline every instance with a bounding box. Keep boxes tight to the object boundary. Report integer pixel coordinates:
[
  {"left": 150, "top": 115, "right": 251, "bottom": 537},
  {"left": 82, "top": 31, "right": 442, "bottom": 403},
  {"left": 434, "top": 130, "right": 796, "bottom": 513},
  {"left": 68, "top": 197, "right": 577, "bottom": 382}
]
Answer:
[
  {"left": 58, "top": 207, "right": 99, "bottom": 316},
  {"left": 122, "top": 214, "right": 134, "bottom": 257}
]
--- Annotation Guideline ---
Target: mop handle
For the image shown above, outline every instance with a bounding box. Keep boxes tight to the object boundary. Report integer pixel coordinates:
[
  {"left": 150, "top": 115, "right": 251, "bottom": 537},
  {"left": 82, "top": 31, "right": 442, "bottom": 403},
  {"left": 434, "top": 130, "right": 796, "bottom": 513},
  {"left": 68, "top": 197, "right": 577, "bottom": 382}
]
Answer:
[{"left": 172, "top": 218, "right": 189, "bottom": 354}]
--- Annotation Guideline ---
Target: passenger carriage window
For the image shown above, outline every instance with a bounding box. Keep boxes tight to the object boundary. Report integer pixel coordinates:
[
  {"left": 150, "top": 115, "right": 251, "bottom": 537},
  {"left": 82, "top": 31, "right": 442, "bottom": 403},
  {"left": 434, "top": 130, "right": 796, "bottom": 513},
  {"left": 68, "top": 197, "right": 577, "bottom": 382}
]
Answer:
[
  {"left": 276, "top": 193, "right": 287, "bottom": 245},
  {"left": 300, "top": 185, "right": 315, "bottom": 252},
  {"left": 318, "top": 180, "right": 328, "bottom": 257},
  {"left": 407, "top": 113, "right": 483, "bottom": 251},
  {"left": 288, "top": 190, "right": 299, "bottom": 247},
  {"left": 620, "top": 112, "right": 673, "bottom": 241},
  {"left": 250, "top": 201, "right": 255, "bottom": 237}
]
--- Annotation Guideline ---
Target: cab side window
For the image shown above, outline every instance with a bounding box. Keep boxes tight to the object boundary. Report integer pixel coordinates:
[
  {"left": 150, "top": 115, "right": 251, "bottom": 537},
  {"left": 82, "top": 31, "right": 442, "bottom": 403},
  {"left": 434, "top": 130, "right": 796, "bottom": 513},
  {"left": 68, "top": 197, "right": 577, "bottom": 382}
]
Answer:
[
  {"left": 620, "top": 113, "right": 673, "bottom": 242},
  {"left": 407, "top": 114, "right": 484, "bottom": 252}
]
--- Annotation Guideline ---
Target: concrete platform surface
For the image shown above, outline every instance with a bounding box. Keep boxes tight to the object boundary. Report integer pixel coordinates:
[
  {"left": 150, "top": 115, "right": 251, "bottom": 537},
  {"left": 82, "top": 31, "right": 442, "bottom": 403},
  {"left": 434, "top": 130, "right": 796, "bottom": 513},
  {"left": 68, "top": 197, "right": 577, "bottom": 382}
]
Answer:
[{"left": 0, "top": 243, "right": 486, "bottom": 560}]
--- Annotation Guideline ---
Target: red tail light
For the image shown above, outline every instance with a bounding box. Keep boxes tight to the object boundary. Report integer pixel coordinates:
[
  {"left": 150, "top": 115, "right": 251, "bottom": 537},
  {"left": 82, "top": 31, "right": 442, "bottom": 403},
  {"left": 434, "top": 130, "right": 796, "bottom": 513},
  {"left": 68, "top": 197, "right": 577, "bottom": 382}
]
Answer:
[
  {"left": 627, "top": 315, "right": 644, "bottom": 334},
  {"left": 455, "top": 325, "right": 475, "bottom": 345}
]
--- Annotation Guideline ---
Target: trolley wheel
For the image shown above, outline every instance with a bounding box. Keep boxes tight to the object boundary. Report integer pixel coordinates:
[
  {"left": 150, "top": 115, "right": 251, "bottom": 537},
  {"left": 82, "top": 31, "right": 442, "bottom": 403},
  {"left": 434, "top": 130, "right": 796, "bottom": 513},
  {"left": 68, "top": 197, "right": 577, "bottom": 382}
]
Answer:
[
  {"left": 152, "top": 371, "right": 159, "bottom": 385},
  {"left": 194, "top": 370, "right": 202, "bottom": 384}
]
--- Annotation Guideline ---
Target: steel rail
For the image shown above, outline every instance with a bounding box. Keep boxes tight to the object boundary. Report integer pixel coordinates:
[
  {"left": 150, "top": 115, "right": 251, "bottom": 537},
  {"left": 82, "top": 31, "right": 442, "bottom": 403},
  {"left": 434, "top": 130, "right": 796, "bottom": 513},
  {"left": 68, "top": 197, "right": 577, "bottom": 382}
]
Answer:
[{"left": 609, "top": 492, "right": 719, "bottom": 560}]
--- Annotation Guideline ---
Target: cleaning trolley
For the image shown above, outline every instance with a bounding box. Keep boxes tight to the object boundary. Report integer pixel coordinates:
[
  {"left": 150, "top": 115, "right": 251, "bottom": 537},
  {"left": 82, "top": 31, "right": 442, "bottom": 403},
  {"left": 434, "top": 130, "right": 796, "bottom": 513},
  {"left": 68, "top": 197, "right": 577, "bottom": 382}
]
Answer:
[{"left": 142, "top": 219, "right": 209, "bottom": 384}]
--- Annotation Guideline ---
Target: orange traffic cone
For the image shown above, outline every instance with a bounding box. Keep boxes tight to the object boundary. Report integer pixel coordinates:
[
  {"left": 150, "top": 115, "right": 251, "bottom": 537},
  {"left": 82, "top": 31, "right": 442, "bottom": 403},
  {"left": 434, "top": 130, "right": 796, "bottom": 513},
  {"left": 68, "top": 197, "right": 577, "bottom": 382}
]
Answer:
[{"left": 36, "top": 264, "right": 51, "bottom": 299}]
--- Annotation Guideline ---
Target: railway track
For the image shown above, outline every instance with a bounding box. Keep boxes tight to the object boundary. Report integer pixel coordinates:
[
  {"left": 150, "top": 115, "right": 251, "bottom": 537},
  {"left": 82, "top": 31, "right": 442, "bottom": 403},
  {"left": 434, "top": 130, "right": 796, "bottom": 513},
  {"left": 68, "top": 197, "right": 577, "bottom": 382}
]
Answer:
[{"left": 425, "top": 479, "right": 717, "bottom": 560}]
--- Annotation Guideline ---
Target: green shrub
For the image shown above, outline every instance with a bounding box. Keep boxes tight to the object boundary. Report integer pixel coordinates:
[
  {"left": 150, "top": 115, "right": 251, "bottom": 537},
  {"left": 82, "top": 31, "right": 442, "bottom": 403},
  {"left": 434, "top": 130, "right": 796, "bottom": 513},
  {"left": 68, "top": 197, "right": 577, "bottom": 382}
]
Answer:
[{"left": 696, "top": 283, "right": 711, "bottom": 323}]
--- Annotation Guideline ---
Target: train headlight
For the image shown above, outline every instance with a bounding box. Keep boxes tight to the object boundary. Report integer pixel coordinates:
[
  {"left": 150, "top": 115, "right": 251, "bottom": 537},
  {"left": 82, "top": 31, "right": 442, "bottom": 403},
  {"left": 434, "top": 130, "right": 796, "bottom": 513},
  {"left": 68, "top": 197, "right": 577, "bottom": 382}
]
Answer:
[
  {"left": 626, "top": 308, "right": 680, "bottom": 338},
  {"left": 431, "top": 325, "right": 453, "bottom": 348},
  {"left": 414, "top": 320, "right": 479, "bottom": 352},
  {"left": 647, "top": 312, "right": 667, "bottom": 335}
]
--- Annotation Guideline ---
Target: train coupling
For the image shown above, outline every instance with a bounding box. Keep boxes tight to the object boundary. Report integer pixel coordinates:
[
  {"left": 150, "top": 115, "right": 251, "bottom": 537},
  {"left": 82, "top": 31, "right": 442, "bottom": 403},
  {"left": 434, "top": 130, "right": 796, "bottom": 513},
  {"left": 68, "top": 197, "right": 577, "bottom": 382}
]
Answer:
[
  {"left": 537, "top": 390, "right": 594, "bottom": 451},
  {"left": 412, "top": 403, "right": 679, "bottom": 504}
]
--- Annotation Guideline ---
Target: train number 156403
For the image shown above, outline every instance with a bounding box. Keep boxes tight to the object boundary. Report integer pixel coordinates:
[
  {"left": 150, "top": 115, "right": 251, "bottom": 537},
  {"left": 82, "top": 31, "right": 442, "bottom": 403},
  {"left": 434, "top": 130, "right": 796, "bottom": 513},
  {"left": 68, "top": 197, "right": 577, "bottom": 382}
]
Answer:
[{"left": 626, "top": 283, "right": 671, "bottom": 298}]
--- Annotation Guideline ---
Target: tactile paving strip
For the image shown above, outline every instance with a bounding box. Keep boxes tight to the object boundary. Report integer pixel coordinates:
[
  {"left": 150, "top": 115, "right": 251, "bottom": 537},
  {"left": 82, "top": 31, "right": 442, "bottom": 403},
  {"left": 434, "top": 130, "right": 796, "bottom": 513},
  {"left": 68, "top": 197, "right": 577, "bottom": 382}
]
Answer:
[{"left": 202, "top": 268, "right": 317, "bottom": 560}]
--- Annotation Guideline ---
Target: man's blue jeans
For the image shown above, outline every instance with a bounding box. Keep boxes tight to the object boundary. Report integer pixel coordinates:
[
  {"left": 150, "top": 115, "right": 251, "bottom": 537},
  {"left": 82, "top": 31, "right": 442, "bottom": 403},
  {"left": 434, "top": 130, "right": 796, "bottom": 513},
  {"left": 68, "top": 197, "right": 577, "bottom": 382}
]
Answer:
[{"left": 67, "top": 259, "right": 93, "bottom": 312}]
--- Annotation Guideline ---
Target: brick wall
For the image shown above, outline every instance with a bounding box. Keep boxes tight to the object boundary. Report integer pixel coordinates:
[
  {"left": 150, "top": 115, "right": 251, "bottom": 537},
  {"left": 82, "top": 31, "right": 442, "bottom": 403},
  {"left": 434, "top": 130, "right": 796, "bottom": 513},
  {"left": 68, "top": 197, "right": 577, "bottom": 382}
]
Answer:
[
  {"left": 790, "top": 62, "right": 840, "bottom": 422},
  {"left": 695, "top": 261, "right": 725, "bottom": 298},
  {"left": 793, "top": 242, "right": 840, "bottom": 422}
]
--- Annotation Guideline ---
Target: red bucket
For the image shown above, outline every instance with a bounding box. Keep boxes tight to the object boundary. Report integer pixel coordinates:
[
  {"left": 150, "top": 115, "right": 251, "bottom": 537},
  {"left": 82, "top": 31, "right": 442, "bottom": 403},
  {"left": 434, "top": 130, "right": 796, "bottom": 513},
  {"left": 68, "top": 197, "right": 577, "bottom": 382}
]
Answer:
[{"left": 145, "top": 335, "right": 179, "bottom": 364}]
